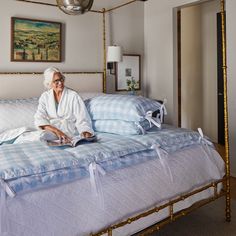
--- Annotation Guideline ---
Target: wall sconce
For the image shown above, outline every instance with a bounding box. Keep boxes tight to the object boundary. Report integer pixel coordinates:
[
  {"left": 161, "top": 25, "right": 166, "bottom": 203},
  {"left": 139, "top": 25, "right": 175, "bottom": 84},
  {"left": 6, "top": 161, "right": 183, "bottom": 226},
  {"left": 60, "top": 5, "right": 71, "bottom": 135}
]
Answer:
[{"left": 107, "top": 46, "right": 123, "bottom": 75}]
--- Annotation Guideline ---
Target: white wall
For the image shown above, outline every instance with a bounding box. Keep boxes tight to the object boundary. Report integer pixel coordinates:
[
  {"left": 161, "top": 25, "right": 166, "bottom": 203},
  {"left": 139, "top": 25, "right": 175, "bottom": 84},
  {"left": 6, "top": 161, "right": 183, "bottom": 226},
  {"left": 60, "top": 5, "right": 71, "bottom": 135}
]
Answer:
[
  {"left": 181, "top": 5, "right": 203, "bottom": 132},
  {"left": 0, "top": 0, "right": 144, "bottom": 93},
  {"left": 181, "top": 1, "right": 219, "bottom": 142},
  {"left": 144, "top": 0, "right": 201, "bottom": 125},
  {"left": 105, "top": 2, "right": 144, "bottom": 93},
  {"left": 201, "top": 0, "right": 220, "bottom": 142},
  {"left": 0, "top": 0, "right": 102, "bottom": 72},
  {"left": 226, "top": 0, "right": 236, "bottom": 176}
]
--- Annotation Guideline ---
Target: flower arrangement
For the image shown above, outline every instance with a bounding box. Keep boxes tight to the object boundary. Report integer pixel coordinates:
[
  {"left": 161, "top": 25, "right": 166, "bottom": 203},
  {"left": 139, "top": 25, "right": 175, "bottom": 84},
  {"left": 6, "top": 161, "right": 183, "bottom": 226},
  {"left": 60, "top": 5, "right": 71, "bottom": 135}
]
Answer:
[{"left": 126, "top": 77, "right": 139, "bottom": 92}]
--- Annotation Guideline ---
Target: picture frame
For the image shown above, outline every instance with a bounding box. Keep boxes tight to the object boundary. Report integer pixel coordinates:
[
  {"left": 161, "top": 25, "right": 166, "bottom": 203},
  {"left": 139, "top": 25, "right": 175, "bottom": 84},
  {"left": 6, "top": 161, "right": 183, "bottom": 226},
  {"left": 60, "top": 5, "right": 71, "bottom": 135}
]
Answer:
[
  {"left": 115, "top": 54, "right": 141, "bottom": 91},
  {"left": 11, "top": 17, "right": 62, "bottom": 62}
]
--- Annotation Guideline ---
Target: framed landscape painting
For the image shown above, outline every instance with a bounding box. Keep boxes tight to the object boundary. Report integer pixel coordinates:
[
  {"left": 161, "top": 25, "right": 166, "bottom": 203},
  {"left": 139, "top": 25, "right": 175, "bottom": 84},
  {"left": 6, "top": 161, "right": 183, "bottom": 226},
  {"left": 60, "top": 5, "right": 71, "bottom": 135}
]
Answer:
[{"left": 11, "top": 17, "right": 62, "bottom": 62}]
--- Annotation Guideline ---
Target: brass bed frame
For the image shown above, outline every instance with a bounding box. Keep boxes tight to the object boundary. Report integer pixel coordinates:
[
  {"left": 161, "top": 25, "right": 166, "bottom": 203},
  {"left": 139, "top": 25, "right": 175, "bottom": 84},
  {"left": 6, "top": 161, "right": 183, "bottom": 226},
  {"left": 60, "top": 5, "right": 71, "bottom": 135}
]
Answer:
[{"left": 5, "top": 0, "right": 231, "bottom": 235}]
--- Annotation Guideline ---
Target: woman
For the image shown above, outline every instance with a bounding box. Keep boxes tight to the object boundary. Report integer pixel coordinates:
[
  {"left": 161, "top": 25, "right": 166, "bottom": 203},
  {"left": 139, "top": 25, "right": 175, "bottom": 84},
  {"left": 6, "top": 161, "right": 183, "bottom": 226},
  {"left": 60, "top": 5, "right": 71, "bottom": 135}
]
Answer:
[{"left": 34, "top": 67, "right": 94, "bottom": 143}]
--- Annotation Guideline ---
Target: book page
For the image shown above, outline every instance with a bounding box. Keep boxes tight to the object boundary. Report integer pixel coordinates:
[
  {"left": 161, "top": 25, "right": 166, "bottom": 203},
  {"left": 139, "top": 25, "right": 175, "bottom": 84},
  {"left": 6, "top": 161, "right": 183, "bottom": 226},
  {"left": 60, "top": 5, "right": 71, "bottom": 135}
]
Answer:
[{"left": 46, "top": 135, "right": 97, "bottom": 147}]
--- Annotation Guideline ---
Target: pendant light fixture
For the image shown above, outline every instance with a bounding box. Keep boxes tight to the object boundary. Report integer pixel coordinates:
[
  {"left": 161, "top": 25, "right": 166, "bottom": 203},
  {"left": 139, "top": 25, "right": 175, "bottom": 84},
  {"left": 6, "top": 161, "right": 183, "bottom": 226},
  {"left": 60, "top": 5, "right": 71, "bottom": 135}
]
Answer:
[{"left": 56, "top": 0, "right": 94, "bottom": 15}]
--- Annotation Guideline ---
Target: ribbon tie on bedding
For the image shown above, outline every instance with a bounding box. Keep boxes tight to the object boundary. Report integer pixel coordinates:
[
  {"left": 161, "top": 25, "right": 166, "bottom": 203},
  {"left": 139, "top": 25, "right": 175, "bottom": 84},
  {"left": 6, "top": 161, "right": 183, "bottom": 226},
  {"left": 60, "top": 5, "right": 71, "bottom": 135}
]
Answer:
[
  {"left": 198, "top": 128, "right": 221, "bottom": 174},
  {"left": 0, "top": 178, "right": 15, "bottom": 198},
  {"left": 198, "top": 127, "right": 213, "bottom": 160},
  {"left": 151, "top": 144, "right": 173, "bottom": 182},
  {"left": 145, "top": 111, "right": 161, "bottom": 128},
  {"left": 198, "top": 128, "right": 213, "bottom": 146},
  {"left": 0, "top": 178, "right": 15, "bottom": 234},
  {"left": 135, "top": 122, "right": 146, "bottom": 135},
  {"left": 89, "top": 162, "right": 106, "bottom": 196},
  {"left": 0, "top": 185, "right": 9, "bottom": 235},
  {"left": 159, "top": 99, "right": 168, "bottom": 123},
  {"left": 145, "top": 99, "right": 167, "bottom": 128}
]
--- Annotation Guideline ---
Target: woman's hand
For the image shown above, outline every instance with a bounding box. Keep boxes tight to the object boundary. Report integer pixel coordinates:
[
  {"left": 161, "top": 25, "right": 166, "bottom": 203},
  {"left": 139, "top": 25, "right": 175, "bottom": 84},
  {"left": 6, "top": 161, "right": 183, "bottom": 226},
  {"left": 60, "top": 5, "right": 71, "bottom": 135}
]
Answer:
[
  {"left": 40, "top": 125, "right": 71, "bottom": 143},
  {"left": 54, "top": 129, "right": 71, "bottom": 143},
  {"left": 81, "top": 131, "right": 93, "bottom": 138}
]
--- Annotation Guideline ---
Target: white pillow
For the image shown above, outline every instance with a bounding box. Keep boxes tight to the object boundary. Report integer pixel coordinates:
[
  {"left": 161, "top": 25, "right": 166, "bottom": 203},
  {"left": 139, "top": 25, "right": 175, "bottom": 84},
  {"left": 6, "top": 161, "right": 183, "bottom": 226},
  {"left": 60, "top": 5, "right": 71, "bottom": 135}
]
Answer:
[
  {"left": 0, "top": 97, "right": 38, "bottom": 133},
  {"left": 0, "top": 127, "right": 32, "bottom": 144}
]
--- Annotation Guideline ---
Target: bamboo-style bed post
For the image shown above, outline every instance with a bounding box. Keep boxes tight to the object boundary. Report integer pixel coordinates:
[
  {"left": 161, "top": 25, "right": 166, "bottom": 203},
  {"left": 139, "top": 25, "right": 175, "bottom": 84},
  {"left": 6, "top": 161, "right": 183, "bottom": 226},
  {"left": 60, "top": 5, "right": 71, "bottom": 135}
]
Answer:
[
  {"left": 220, "top": 0, "right": 231, "bottom": 222},
  {"left": 102, "top": 8, "right": 107, "bottom": 93}
]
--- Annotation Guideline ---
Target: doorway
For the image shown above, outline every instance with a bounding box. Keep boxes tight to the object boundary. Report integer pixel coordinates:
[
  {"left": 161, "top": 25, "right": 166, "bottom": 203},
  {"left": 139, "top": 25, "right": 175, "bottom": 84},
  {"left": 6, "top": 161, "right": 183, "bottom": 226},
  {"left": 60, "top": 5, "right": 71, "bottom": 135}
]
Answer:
[{"left": 177, "top": 0, "right": 223, "bottom": 144}]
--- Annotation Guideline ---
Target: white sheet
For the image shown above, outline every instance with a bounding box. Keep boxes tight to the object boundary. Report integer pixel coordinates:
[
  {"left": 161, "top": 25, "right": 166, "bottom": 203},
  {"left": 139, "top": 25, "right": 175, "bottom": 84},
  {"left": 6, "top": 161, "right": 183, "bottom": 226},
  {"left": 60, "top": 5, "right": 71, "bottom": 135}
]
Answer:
[
  {"left": 2, "top": 146, "right": 224, "bottom": 236},
  {"left": 0, "top": 98, "right": 38, "bottom": 133}
]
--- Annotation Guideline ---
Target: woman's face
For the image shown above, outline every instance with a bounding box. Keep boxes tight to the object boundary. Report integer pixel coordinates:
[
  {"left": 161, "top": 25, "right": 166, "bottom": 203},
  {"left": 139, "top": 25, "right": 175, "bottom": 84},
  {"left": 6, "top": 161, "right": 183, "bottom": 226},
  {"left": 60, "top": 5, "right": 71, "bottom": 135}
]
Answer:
[{"left": 51, "top": 72, "right": 65, "bottom": 93}]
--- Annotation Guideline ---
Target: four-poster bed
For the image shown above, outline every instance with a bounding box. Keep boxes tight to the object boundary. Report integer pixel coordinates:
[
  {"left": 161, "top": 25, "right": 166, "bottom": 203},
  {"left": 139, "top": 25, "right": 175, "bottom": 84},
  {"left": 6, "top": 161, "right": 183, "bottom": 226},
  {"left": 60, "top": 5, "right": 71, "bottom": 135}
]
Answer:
[{"left": 0, "top": 0, "right": 230, "bottom": 235}]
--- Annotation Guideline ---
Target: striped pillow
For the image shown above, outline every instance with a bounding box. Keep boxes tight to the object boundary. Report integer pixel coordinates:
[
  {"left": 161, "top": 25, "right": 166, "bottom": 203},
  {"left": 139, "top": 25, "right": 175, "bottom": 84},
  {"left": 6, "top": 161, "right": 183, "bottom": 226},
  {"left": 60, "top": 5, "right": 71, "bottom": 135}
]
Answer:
[
  {"left": 92, "top": 119, "right": 155, "bottom": 135},
  {"left": 85, "top": 94, "right": 163, "bottom": 122}
]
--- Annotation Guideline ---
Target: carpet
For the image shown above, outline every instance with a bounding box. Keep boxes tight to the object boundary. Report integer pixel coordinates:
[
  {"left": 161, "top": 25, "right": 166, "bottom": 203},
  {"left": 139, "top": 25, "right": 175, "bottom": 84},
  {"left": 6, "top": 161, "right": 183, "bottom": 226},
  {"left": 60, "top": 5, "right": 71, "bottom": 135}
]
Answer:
[{"left": 147, "top": 198, "right": 236, "bottom": 236}]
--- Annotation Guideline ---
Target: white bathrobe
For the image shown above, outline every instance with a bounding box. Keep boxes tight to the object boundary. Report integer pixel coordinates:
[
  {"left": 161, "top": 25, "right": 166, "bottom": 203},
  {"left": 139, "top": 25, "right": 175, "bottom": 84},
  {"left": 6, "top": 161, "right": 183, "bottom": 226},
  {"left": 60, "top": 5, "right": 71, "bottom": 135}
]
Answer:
[{"left": 34, "top": 87, "right": 94, "bottom": 137}]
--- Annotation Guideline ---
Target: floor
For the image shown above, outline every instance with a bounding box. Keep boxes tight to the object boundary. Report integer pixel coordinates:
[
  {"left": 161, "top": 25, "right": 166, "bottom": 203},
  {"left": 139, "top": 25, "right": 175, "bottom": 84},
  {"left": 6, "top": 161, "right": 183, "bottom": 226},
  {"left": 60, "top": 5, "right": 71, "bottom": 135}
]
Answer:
[
  {"left": 231, "top": 177, "right": 236, "bottom": 199},
  {"left": 150, "top": 198, "right": 236, "bottom": 236},
  {"left": 146, "top": 143, "right": 236, "bottom": 236}
]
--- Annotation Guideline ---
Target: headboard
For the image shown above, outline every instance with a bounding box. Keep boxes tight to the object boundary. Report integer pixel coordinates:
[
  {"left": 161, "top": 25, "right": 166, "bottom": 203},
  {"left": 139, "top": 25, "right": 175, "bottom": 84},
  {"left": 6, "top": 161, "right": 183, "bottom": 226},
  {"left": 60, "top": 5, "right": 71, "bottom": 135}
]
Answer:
[{"left": 0, "top": 72, "right": 104, "bottom": 99}]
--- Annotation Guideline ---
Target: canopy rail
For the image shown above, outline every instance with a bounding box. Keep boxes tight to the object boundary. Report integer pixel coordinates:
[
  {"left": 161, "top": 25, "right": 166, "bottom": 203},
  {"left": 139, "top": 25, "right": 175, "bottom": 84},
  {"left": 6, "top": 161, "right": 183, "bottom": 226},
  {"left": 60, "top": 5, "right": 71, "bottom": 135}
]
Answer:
[{"left": 14, "top": 0, "right": 143, "bottom": 13}]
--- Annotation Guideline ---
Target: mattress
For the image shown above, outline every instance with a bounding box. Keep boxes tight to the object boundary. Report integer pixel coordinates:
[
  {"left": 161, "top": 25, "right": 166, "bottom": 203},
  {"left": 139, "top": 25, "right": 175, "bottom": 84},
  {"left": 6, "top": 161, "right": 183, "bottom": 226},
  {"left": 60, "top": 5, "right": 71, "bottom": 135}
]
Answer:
[{"left": 2, "top": 145, "right": 224, "bottom": 236}]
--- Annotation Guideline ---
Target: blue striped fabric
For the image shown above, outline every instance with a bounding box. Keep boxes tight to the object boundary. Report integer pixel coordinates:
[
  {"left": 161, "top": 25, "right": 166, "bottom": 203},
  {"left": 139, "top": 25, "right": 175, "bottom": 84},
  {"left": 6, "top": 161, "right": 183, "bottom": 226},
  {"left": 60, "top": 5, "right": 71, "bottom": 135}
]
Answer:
[
  {"left": 0, "top": 142, "right": 82, "bottom": 180},
  {"left": 85, "top": 94, "right": 162, "bottom": 122},
  {"left": 8, "top": 150, "right": 157, "bottom": 194},
  {"left": 92, "top": 119, "right": 153, "bottom": 135},
  {"left": 130, "top": 125, "right": 207, "bottom": 153},
  {"left": 0, "top": 125, "right": 206, "bottom": 195}
]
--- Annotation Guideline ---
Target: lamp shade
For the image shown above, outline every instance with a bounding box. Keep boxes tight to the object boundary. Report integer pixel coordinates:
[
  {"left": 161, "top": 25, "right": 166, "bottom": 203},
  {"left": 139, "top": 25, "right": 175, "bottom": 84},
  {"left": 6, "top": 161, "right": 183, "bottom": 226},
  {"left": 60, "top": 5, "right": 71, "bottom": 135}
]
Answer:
[
  {"left": 56, "top": 0, "right": 94, "bottom": 15},
  {"left": 107, "top": 46, "right": 123, "bottom": 62}
]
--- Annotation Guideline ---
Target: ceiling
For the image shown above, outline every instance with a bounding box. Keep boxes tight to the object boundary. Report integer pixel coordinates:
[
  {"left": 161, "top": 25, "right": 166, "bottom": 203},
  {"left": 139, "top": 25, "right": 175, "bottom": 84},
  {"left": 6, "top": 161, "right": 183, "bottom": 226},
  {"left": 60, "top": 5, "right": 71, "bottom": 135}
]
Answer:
[{"left": 30, "top": 0, "right": 140, "bottom": 12}]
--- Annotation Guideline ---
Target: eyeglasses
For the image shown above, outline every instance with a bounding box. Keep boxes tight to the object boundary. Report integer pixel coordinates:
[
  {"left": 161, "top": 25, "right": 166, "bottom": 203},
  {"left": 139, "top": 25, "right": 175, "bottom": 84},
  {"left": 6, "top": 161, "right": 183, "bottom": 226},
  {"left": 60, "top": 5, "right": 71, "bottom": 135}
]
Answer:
[{"left": 52, "top": 77, "right": 65, "bottom": 85}]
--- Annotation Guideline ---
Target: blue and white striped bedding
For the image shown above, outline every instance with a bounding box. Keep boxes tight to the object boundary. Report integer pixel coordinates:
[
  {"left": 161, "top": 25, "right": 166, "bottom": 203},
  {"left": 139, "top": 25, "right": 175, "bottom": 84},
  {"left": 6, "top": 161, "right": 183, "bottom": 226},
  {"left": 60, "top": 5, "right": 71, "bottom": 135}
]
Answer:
[
  {"left": 92, "top": 119, "right": 153, "bottom": 135},
  {"left": 0, "top": 125, "right": 208, "bottom": 196},
  {"left": 85, "top": 94, "right": 162, "bottom": 122},
  {"left": 7, "top": 150, "right": 158, "bottom": 194},
  {"left": 85, "top": 94, "right": 167, "bottom": 135}
]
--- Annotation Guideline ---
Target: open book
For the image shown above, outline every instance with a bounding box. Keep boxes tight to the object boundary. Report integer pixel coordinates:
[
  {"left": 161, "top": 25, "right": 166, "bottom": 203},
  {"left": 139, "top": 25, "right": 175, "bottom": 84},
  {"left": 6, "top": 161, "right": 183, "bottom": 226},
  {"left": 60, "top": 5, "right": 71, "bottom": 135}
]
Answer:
[{"left": 46, "top": 135, "right": 97, "bottom": 147}]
